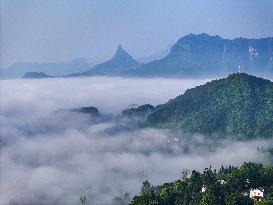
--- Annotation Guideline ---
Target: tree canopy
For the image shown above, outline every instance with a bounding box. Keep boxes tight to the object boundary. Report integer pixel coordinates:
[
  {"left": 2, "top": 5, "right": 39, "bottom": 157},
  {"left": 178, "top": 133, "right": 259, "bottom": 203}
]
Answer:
[{"left": 130, "top": 162, "right": 273, "bottom": 205}]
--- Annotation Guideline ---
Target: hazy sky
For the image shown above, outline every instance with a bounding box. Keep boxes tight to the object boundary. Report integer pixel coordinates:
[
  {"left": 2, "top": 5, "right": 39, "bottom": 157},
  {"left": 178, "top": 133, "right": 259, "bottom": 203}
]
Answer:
[{"left": 1, "top": 0, "right": 273, "bottom": 67}]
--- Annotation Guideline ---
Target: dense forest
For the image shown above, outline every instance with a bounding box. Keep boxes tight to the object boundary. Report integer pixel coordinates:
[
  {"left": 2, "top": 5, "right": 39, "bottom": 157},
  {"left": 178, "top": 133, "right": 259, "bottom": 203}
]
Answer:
[
  {"left": 147, "top": 73, "right": 273, "bottom": 139},
  {"left": 129, "top": 162, "right": 273, "bottom": 205}
]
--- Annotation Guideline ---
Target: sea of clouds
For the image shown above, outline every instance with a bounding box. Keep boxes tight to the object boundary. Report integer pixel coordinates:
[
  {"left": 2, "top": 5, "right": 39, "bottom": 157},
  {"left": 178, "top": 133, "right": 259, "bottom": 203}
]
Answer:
[{"left": 0, "top": 77, "right": 271, "bottom": 205}]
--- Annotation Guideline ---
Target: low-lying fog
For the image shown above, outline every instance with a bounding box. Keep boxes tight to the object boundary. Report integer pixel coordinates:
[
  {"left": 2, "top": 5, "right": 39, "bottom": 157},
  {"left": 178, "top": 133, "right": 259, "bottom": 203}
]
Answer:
[{"left": 0, "top": 77, "right": 271, "bottom": 205}]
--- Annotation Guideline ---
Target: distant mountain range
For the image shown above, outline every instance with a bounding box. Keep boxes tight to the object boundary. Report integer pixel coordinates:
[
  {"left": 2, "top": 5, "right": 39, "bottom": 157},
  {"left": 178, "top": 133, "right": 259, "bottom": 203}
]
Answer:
[
  {"left": 2, "top": 33, "right": 273, "bottom": 79},
  {"left": 73, "top": 33, "right": 273, "bottom": 78},
  {"left": 126, "top": 33, "right": 273, "bottom": 77},
  {"left": 1, "top": 58, "right": 91, "bottom": 79}
]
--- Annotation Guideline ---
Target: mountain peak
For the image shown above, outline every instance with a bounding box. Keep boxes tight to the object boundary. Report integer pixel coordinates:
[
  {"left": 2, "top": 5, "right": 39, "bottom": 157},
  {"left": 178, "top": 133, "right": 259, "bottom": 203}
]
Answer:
[
  {"left": 82, "top": 45, "right": 139, "bottom": 75},
  {"left": 112, "top": 45, "right": 132, "bottom": 60},
  {"left": 104, "top": 45, "right": 138, "bottom": 67},
  {"left": 115, "top": 45, "right": 123, "bottom": 54}
]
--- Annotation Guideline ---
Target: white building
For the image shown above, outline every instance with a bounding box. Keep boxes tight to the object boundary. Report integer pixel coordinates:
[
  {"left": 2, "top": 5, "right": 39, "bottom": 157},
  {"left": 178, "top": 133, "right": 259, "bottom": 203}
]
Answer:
[
  {"left": 201, "top": 180, "right": 226, "bottom": 193},
  {"left": 249, "top": 188, "right": 264, "bottom": 201},
  {"left": 201, "top": 185, "right": 207, "bottom": 193},
  {"left": 219, "top": 180, "right": 226, "bottom": 185}
]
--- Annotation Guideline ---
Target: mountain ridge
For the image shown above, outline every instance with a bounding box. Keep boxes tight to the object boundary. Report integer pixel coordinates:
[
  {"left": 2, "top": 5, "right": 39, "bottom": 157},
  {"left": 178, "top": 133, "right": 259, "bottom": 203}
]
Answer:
[
  {"left": 4, "top": 33, "right": 273, "bottom": 79},
  {"left": 125, "top": 33, "right": 273, "bottom": 77},
  {"left": 1, "top": 58, "right": 91, "bottom": 79},
  {"left": 23, "top": 72, "right": 51, "bottom": 79}
]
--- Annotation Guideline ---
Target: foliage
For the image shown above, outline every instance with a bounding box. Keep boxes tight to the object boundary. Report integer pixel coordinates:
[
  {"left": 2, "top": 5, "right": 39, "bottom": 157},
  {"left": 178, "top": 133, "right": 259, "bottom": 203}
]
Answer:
[
  {"left": 122, "top": 104, "right": 155, "bottom": 118},
  {"left": 255, "top": 199, "right": 273, "bottom": 205},
  {"left": 80, "top": 195, "right": 87, "bottom": 204},
  {"left": 129, "top": 162, "right": 273, "bottom": 205}
]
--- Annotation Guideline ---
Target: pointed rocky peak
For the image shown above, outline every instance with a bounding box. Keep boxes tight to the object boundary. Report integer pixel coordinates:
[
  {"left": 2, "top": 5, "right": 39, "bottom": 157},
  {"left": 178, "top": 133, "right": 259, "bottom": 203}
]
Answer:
[
  {"left": 112, "top": 45, "right": 134, "bottom": 60},
  {"left": 90, "top": 45, "right": 139, "bottom": 74},
  {"left": 112, "top": 45, "right": 122, "bottom": 56},
  {"left": 108, "top": 45, "right": 139, "bottom": 66},
  {"left": 117, "top": 44, "right": 122, "bottom": 51}
]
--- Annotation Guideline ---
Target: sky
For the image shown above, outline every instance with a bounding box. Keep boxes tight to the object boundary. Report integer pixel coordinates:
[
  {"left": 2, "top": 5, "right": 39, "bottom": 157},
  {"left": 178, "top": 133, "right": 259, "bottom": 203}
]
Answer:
[{"left": 1, "top": 0, "right": 273, "bottom": 67}]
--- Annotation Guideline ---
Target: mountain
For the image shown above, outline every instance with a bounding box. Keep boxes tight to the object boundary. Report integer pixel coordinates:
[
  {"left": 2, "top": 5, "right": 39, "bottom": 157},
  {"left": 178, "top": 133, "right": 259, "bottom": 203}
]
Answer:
[
  {"left": 136, "top": 44, "right": 173, "bottom": 63},
  {"left": 23, "top": 72, "right": 51, "bottom": 79},
  {"left": 126, "top": 33, "right": 273, "bottom": 77},
  {"left": 1, "top": 58, "right": 91, "bottom": 79},
  {"left": 146, "top": 73, "right": 273, "bottom": 139},
  {"left": 72, "top": 106, "right": 100, "bottom": 117},
  {"left": 71, "top": 45, "right": 139, "bottom": 76},
  {"left": 121, "top": 104, "right": 155, "bottom": 118},
  {"left": 70, "top": 106, "right": 114, "bottom": 124},
  {"left": 115, "top": 104, "right": 155, "bottom": 129}
]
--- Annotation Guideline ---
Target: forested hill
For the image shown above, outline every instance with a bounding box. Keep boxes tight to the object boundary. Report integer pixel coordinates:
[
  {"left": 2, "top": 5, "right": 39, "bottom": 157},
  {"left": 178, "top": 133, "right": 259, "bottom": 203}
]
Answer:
[
  {"left": 147, "top": 73, "right": 273, "bottom": 139},
  {"left": 129, "top": 162, "right": 273, "bottom": 205}
]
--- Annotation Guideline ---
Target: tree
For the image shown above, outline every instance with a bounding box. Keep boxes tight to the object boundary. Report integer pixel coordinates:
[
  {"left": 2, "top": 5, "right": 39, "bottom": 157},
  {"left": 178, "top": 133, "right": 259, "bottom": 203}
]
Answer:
[{"left": 80, "top": 195, "right": 87, "bottom": 204}]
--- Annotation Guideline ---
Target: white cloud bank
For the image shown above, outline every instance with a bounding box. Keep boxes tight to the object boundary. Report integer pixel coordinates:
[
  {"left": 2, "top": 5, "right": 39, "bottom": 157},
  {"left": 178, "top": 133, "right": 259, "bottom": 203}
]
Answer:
[{"left": 0, "top": 77, "right": 270, "bottom": 205}]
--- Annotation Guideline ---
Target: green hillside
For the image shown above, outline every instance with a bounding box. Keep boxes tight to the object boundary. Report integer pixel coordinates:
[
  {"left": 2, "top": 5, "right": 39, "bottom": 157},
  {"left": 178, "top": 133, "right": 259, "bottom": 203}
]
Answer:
[
  {"left": 147, "top": 73, "right": 273, "bottom": 139},
  {"left": 130, "top": 162, "right": 273, "bottom": 205}
]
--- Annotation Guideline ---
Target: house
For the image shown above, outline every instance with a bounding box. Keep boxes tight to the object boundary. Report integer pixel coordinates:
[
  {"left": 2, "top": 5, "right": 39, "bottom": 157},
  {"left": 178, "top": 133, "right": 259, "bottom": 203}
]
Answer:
[
  {"left": 201, "top": 185, "right": 207, "bottom": 193},
  {"left": 219, "top": 180, "right": 226, "bottom": 185},
  {"left": 249, "top": 188, "right": 264, "bottom": 201},
  {"left": 201, "top": 180, "right": 226, "bottom": 193}
]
